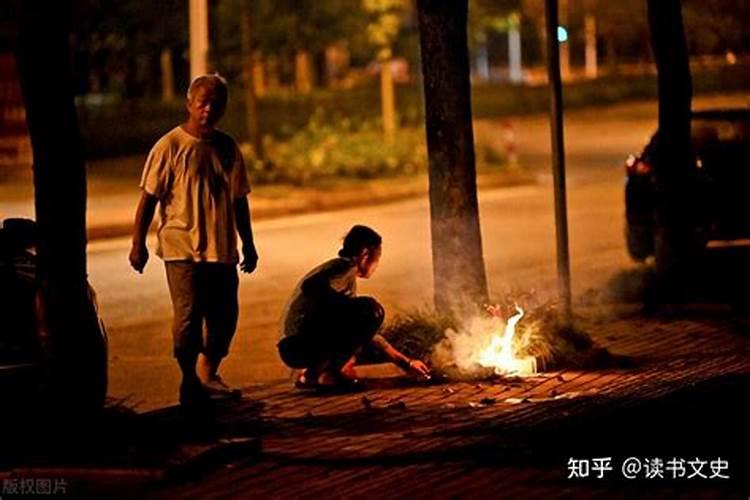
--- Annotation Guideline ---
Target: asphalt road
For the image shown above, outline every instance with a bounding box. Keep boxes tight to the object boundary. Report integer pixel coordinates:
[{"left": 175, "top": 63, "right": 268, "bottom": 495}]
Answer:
[{"left": 87, "top": 93, "right": 747, "bottom": 411}]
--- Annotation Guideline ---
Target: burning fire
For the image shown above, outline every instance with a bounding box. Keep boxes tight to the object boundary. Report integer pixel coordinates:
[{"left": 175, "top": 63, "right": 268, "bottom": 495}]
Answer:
[
  {"left": 477, "top": 306, "right": 537, "bottom": 375},
  {"left": 431, "top": 303, "right": 538, "bottom": 377}
]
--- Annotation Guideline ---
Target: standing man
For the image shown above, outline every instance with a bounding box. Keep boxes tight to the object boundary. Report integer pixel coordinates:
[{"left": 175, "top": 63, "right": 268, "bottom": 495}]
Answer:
[{"left": 129, "top": 74, "right": 258, "bottom": 406}]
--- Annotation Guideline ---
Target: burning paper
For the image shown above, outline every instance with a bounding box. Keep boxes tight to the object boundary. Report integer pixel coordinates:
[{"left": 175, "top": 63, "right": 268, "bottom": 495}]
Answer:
[
  {"left": 477, "top": 306, "right": 537, "bottom": 375},
  {"left": 432, "top": 305, "right": 538, "bottom": 377}
]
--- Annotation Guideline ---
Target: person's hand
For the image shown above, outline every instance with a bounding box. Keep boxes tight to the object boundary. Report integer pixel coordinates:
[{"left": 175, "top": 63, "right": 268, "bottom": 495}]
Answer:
[
  {"left": 407, "top": 359, "right": 431, "bottom": 379},
  {"left": 129, "top": 243, "right": 149, "bottom": 273},
  {"left": 240, "top": 244, "right": 258, "bottom": 274}
]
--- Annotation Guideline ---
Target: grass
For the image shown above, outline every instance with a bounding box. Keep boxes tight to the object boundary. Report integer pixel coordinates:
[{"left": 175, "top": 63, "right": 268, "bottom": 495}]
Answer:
[{"left": 381, "top": 296, "right": 628, "bottom": 381}]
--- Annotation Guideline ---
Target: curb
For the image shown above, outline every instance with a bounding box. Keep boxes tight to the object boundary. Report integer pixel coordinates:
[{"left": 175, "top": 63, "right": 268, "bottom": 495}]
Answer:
[{"left": 84, "top": 170, "right": 536, "bottom": 242}]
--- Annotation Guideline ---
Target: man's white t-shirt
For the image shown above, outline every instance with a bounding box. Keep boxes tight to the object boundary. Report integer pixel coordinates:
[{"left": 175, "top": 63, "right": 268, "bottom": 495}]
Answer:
[{"left": 140, "top": 126, "right": 250, "bottom": 264}]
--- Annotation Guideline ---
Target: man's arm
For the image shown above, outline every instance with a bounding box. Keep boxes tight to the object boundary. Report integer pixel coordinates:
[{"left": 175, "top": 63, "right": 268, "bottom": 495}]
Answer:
[
  {"left": 129, "top": 192, "right": 158, "bottom": 273},
  {"left": 234, "top": 196, "right": 258, "bottom": 274}
]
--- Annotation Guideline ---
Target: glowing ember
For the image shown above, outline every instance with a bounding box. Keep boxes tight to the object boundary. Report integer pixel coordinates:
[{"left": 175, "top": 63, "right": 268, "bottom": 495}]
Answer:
[{"left": 477, "top": 306, "right": 537, "bottom": 375}]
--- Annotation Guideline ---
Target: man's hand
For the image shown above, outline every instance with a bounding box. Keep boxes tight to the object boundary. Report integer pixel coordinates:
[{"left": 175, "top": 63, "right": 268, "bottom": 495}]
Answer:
[
  {"left": 129, "top": 243, "right": 149, "bottom": 273},
  {"left": 130, "top": 192, "right": 157, "bottom": 274},
  {"left": 240, "top": 244, "right": 258, "bottom": 274},
  {"left": 407, "top": 359, "right": 431, "bottom": 379}
]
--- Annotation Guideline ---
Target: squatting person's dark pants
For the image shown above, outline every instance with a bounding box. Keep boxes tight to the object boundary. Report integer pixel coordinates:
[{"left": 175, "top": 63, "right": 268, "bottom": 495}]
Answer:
[
  {"left": 278, "top": 296, "right": 385, "bottom": 372},
  {"left": 165, "top": 261, "right": 239, "bottom": 361}
]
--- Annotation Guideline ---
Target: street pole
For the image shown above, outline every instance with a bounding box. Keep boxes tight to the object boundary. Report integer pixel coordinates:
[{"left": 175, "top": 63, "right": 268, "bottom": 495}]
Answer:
[
  {"left": 189, "top": 0, "right": 209, "bottom": 80},
  {"left": 544, "top": 0, "right": 573, "bottom": 327}
]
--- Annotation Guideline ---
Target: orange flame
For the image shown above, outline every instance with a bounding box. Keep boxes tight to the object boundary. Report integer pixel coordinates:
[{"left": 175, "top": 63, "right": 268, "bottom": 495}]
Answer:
[{"left": 477, "top": 306, "right": 536, "bottom": 375}]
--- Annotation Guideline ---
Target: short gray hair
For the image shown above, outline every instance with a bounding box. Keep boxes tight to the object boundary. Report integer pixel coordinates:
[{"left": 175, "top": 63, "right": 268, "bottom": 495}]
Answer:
[{"left": 186, "top": 73, "right": 229, "bottom": 102}]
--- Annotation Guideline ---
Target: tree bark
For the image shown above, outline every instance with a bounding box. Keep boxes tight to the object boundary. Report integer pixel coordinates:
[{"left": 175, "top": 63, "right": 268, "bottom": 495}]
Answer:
[
  {"left": 416, "top": 0, "right": 489, "bottom": 316},
  {"left": 647, "top": 0, "right": 693, "bottom": 279},
  {"left": 17, "top": 0, "right": 103, "bottom": 411}
]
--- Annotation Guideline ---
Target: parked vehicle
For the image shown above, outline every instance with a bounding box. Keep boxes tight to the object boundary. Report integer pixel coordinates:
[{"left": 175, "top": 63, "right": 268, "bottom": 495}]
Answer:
[
  {"left": 625, "top": 109, "right": 750, "bottom": 261},
  {"left": 0, "top": 218, "right": 107, "bottom": 410}
]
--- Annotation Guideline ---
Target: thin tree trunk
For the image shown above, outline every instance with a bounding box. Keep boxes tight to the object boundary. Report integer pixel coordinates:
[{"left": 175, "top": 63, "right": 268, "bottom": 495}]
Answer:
[
  {"left": 160, "top": 47, "right": 175, "bottom": 102},
  {"left": 240, "top": 1, "right": 263, "bottom": 159},
  {"left": 17, "top": 0, "right": 103, "bottom": 411},
  {"left": 647, "top": 0, "right": 693, "bottom": 279},
  {"left": 416, "top": 0, "right": 489, "bottom": 316},
  {"left": 584, "top": 14, "right": 597, "bottom": 79},
  {"left": 252, "top": 51, "right": 266, "bottom": 97},
  {"left": 294, "top": 50, "right": 313, "bottom": 95},
  {"left": 508, "top": 19, "right": 523, "bottom": 84},
  {"left": 476, "top": 39, "right": 490, "bottom": 81},
  {"left": 380, "top": 54, "right": 396, "bottom": 144}
]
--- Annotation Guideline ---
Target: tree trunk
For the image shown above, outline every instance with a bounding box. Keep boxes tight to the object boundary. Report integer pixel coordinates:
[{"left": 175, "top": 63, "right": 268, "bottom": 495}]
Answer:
[
  {"left": 294, "top": 50, "right": 313, "bottom": 95},
  {"left": 240, "top": 2, "right": 263, "bottom": 159},
  {"left": 380, "top": 54, "right": 396, "bottom": 144},
  {"left": 476, "top": 39, "right": 490, "bottom": 81},
  {"left": 160, "top": 47, "right": 175, "bottom": 102},
  {"left": 647, "top": 0, "right": 693, "bottom": 280},
  {"left": 508, "top": 19, "right": 523, "bottom": 84},
  {"left": 416, "top": 0, "right": 489, "bottom": 316},
  {"left": 17, "top": 0, "right": 103, "bottom": 412},
  {"left": 584, "top": 14, "right": 597, "bottom": 79}
]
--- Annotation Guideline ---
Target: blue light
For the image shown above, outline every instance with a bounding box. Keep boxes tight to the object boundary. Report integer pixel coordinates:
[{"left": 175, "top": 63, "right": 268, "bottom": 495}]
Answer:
[{"left": 557, "top": 26, "right": 568, "bottom": 43}]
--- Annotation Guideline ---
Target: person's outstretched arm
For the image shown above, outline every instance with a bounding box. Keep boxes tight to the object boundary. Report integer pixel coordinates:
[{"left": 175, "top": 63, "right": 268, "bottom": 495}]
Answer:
[
  {"left": 234, "top": 196, "right": 258, "bottom": 274},
  {"left": 371, "top": 334, "right": 431, "bottom": 378},
  {"left": 129, "top": 192, "right": 158, "bottom": 273}
]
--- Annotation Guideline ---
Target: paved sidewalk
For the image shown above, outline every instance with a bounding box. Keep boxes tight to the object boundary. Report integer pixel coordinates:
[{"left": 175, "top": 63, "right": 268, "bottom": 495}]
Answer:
[
  {"left": 145, "top": 308, "right": 748, "bottom": 497},
  {"left": 2, "top": 307, "right": 749, "bottom": 497}
]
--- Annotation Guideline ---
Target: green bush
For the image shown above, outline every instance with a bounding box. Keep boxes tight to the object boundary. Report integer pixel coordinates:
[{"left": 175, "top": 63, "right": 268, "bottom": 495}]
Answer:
[{"left": 242, "top": 109, "right": 428, "bottom": 185}]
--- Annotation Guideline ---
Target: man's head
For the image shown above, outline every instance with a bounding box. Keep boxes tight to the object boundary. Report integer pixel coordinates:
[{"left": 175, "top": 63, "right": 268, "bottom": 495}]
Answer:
[
  {"left": 339, "top": 225, "right": 382, "bottom": 279},
  {"left": 186, "top": 74, "right": 228, "bottom": 130}
]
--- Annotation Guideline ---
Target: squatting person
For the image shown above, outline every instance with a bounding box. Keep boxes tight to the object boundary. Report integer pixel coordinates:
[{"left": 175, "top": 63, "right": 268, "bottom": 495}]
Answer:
[{"left": 278, "top": 225, "right": 430, "bottom": 390}]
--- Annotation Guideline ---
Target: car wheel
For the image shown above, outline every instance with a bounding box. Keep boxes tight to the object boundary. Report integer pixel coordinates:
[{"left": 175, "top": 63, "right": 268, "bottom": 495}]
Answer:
[{"left": 626, "top": 224, "right": 654, "bottom": 262}]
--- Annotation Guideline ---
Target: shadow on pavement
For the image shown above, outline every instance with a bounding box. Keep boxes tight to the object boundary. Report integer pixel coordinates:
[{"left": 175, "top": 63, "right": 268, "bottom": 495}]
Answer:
[
  {"left": 261, "top": 373, "right": 750, "bottom": 494},
  {"left": 0, "top": 397, "right": 265, "bottom": 470},
  {"left": 608, "top": 245, "right": 750, "bottom": 315}
]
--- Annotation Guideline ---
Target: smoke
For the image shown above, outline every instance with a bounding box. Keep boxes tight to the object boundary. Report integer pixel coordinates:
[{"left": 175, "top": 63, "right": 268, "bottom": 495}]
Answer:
[{"left": 431, "top": 314, "right": 501, "bottom": 374}]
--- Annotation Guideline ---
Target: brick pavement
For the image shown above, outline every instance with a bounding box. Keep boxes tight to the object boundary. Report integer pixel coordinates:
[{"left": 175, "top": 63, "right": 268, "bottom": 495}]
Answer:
[{"left": 142, "top": 308, "right": 750, "bottom": 498}]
